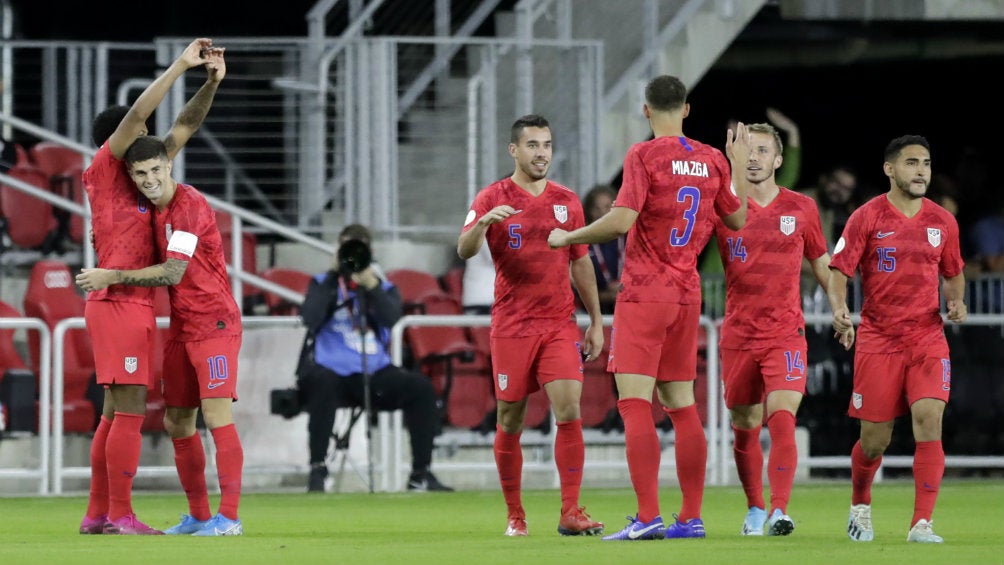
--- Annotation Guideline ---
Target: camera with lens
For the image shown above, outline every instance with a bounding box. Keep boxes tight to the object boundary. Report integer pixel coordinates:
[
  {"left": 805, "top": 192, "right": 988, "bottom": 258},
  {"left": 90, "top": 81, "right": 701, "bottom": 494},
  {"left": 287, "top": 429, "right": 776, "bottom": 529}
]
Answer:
[{"left": 337, "top": 238, "right": 372, "bottom": 276}]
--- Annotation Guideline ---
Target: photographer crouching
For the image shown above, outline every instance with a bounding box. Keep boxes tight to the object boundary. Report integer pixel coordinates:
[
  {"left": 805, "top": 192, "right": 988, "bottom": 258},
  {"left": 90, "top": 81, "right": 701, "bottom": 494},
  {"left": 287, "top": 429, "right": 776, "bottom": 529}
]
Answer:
[{"left": 296, "top": 224, "right": 453, "bottom": 492}]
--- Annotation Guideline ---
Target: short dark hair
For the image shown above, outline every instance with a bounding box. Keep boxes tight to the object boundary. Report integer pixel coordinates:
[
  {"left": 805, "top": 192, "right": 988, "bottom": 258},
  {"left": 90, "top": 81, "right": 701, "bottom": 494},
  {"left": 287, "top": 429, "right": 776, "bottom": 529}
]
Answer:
[
  {"left": 884, "top": 135, "right": 930, "bottom": 163},
  {"left": 582, "top": 184, "right": 617, "bottom": 224},
  {"left": 510, "top": 114, "right": 550, "bottom": 144},
  {"left": 644, "top": 75, "right": 687, "bottom": 113},
  {"left": 339, "top": 223, "right": 372, "bottom": 244},
  {"left": 123, "top": 135, "right": 168, "bottom": 165},
  {"left": 91, "top": 105, "right": 130, "bottom": 147}
]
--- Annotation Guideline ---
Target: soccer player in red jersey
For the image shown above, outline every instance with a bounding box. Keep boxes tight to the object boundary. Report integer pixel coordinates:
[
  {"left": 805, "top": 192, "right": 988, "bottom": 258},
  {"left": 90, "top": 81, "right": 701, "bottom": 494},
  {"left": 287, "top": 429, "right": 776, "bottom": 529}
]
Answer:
[
  {"left": 549, "top": 75, "right": 752, "bottom": 541},
  {"left": 78, "top": 132, "right": 245, "bottom": 537},
  {"left": 711, "top": 123, "right": 831, "bottom": 537},
  {"left": 76, "top": 38, "right": 221, "bottom": 536},
  {"left": 458, "top": 114, "right": 605, "bottom": 538},
  {"left": 828, "top": 135, "right": 966, "bottom": 544}
]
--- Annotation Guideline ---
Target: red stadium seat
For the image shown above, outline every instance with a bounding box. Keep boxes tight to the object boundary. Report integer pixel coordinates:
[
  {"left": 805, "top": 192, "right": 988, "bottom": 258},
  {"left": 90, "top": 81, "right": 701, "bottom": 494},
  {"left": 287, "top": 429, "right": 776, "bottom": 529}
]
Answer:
[
  {"left": 29, "top": 142, "right": 86, "bottom": 183},
  {"left": 259, "top": 267, "right": 313, "bottom": 316},
  {"left": 440, "top": 266, "right": 464, "bottom": 306},
  {"left": 386, "top": 268, "right": 444, "bottom": 314},
  {"left": 23, "top": 260, "right": 95, "bottom": 433},
  {"left": 54, "top": 164, "right": 86, "bottom": 245},
  {"left": 0, "top": 164, "right": 59, "bottom": 249}
]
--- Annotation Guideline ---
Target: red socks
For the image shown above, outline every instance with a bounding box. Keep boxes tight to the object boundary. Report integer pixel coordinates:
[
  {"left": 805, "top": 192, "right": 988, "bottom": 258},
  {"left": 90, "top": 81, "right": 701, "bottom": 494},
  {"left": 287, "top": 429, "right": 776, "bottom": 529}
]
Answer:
[
  {"left": 732, "top": 424, "right": 765, "bottom": 510},
  {"left": 85, "top": 416, "right": 112, "bottom": 519},
  {"left": 172, "top": 432, "right": 211, "bottom": 521},
  {"left": 619, "top": 398, "right": 660, "bottom": 522},
  {"left": 494, "top": 426, "right": 524, "bottom": 518},
  {"left": 765, "top": 410, "right": 797, "bottom": 513},
  {"left": 211, "top": 424, "right": 244, "bottom": 520},
  {"left": 666, "top": 404, "right": 707, "bottom": 522},
  {"left": 555, "top": 419, "right": 584, "bottom": 514},
  {"left": 106, "top": 412, "right": 144, "bottom": 520},
  {"left": 851, "top": 440, "right": 882, "bottom": 505},
  {"left": 912, "top": 440, "right": 944, "bottom": 526}
]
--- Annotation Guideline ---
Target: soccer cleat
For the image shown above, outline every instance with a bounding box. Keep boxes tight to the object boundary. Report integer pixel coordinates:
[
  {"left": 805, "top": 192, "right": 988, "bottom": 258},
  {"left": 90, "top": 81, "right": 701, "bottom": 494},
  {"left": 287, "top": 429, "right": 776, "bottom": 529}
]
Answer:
[
  {"left": 504, "top": 516, "right": 528, "bottom": 537},
  {"left": 557, "top": 506, "right": 604, "bottom": 536},
  {"left": 163, "top": 514, "right": 211, "bottom": 535},
  {"left": 191, "top": 513, "right": 243, "bottom": 536},
  {"left": 766, "top": 508, "right": 794, "bottom": 536},
  {"left": 664, "top": 514, "right": 706, "bottom": 539},
  {"left": 847, "top": 504, "right": 874, "bottom": 542},
  {"left": 601, "top": 515, "right": 665, "bottom": 541},
  {"left": 79, "top": 514, "right": 110, "bottom": 535},
  {"left": 103, "top": 513, "right": 164, "bottom": 535},
  {"left": 907, "top": 519, "right": 943, "bottom": 543},
  {"left": 308, "top": 464, "right": 328, "bottom": 493},
  {"left": 741, "top": 506, "right": 767, "bottom": 536},
  {"left": 407, "top": 470, "right": 454, "bottom": 492}
]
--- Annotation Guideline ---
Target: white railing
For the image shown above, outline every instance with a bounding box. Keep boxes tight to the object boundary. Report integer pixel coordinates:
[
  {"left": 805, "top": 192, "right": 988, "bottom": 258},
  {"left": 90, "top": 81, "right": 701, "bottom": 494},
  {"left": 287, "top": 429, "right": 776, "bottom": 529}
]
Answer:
[{"left": 0, "top": 317, "right": 50, "bottom": 494}]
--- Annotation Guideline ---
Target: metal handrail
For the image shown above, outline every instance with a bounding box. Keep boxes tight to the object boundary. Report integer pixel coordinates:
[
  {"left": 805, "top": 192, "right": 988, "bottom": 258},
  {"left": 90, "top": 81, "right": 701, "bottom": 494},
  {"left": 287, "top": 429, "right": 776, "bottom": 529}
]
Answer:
[{"left": 0, "top": 318, "right": 50, "bottom": 495}]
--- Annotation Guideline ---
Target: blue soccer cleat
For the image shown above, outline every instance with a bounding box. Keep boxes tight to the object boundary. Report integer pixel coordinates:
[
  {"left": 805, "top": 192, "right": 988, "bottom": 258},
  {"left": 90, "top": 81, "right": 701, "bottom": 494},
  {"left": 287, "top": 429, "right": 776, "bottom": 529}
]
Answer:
[
  {"left": 191, "top": 513, "right": 243, "bottom": 536},
  {"left": 163, "top": 514, "right": 211, "bottom": 535},
  {"left": 766, "top": 508, "right": 794, "bottom": 536},
  {"left": 741, "top": 506, "right": 767, "bottom": 536},
  {"left": 601, "top": 515, "right": 665, "bottom": 541},
  {"left": 664, "top": 514, "right": 706, "bottom": 539}
]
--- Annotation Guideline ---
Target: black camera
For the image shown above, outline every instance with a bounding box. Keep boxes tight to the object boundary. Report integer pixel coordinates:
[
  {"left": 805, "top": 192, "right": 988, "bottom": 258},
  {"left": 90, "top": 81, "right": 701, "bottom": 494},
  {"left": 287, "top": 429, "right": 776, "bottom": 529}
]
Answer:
[
  {"left": 270, "top": 387, "right": 303, "bottom": 419},
  {"left": 337, "top": 238, "right": 372, "bottom": 275}
]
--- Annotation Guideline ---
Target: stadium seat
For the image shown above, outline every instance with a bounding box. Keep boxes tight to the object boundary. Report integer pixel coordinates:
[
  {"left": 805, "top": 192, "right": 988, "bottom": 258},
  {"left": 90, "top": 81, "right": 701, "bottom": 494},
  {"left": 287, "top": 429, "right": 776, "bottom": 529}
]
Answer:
[
  {"left": 440, "top": 266, "right": 464, "bottom": 306},
  {"left": 259, "top": 267, "right": 312, "bottom": 316},
  {"left": 23, "top": 260, "right": 95, "bottom": 433},
  {"left": 0, "top": 164, "right": 59, "bottom": 250},
  {"left": 52, "top": 164, "right": 86, "bottom": 245},
  {"left": 385, "top": 268, "right": 444, "bottom": 314},
  {"left": 28, "top": 142, "right": 85, "bottom": 184}
]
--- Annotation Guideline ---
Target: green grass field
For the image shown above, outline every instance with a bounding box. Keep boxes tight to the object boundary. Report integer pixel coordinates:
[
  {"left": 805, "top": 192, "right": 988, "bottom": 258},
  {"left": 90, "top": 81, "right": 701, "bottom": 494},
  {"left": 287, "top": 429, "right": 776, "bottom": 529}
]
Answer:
[{"left": 1, "top": 481, "right": 1001, "bottom": 565}]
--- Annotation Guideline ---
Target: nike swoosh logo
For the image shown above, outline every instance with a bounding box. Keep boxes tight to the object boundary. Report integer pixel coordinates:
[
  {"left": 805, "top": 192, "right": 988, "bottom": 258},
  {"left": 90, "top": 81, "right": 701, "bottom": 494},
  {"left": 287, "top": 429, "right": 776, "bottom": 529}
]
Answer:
[
  {"left": 784, "top": 375, "right": 803, "bottom": 381},
  {"left": 628, "top": 522, "right": 662, "bottom": 539},
  {"left": 876, "top": 231, "right": 895, "bottom": 239},
  {"left": 207, "top": 382, "right": 225, "bottom": 390}
]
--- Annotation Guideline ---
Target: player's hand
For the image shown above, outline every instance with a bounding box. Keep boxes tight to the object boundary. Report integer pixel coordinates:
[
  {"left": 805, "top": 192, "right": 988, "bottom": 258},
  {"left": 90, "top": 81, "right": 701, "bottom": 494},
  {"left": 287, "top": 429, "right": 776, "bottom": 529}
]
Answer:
[
  {"left": 834, "top": 326, "right": 855, "bottom": 350},
  {"left": 831, "top": 306, "right": 853, "bottom": 333},
  {"left": 180, "top": 38, "right": 213, "bottom": 69},
  {"left": 581, "top": 324, "right": 604, "bottom": 362},
  {"left": 765, "top": 107, "right": 797, "bottom": 134},
  {"left": 478, "top": 205, "right": 520, "bottom": 227},
  {"left": 547, "top": 228, "right": 570, "bottom": 249},
  {"left": 725, "top": 121, "right": 751, "bottom": 163},
  {"left": 76, "top": 268, "right": 117, "bottom": 292},
  {"left": 946, "top": 299, "right": 968, "bottom": 323},
  {"left": 204, "top": 47, "right": 226, "bottom": 82}
]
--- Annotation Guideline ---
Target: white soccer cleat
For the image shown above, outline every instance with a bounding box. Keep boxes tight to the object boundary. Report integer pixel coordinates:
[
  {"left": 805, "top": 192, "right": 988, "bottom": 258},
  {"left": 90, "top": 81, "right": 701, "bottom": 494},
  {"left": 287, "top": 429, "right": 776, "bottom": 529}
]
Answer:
[
  {"left": 907, "top": 519, "right": 943, "bottom": 543},
  {"left": 847, "top": 504, "right": 874, "bottom": 542}
]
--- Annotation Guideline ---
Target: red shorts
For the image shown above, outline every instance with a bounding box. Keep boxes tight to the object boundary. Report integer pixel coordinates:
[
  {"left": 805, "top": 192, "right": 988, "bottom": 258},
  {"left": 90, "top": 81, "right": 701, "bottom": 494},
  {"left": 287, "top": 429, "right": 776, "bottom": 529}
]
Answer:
[
  {"left": 162, "top": 335, "right": 242, "bottom": 407},
  {"left": 84, "top": 300, "right": 155, "bottom": 387},
  {"left": 849, "top": 345, "right": 952, "bottom": 422},
  {"left": 490, "top": 321, "right": 583, "bottom": 402},
  {"left": 608, "top": 301, "right": 699, "bottom": 381},
  {"left": 720, "top": 334, "right": 808, "bottom": 408}
]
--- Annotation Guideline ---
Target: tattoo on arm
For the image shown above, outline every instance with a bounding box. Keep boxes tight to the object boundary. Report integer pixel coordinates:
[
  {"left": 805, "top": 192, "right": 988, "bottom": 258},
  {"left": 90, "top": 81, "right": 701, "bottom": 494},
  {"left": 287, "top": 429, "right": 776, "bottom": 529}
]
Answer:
[
  {"left": 175, "top": 82, "right": 218, "bottom": 130},
  {"left": 119, "top": 258, "right": 189, "bottom": 287}
]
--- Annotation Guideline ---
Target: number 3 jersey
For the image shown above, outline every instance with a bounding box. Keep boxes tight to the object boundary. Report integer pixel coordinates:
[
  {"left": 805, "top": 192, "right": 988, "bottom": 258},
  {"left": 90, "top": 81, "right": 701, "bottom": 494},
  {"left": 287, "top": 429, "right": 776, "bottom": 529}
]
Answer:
[
  {"left": 712, "top": 188, "right": 827, "bottom": 349},
  {"left": 615, "top": 135, "right": 740, "bottom": 305},
  {"left": 464, "top": 178, "right": 587, "bottom": 338},
  {"left": 829, "top": 195, "right": 964, "bottom": 353}
]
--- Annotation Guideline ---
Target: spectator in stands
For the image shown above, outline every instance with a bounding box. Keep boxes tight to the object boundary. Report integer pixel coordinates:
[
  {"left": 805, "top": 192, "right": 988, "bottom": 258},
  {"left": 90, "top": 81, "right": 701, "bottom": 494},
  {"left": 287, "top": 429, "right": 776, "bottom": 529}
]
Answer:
[
  {"left": 829, "top": 134, "right": 966, "bottom": 544},
  {"left": 458, "top": 114, "right": 605, "bottom": 537},
  {"left": 582, "top": 184, "right": 623, "bottom": 314},
  {"left": 548, "top": 76, "right": 752, "bottom": 541},
  {"left": 77, "top": 127, "right": 249, "bottom": 539},
  {"left": 710, "top": 122, "right": 831, "bottom": 537},
  {"left": 72, "top": 38, "right": 221, "bottom": 536},
  {"left": 461, "top": 240, "right": 495, "bottom": 314},
  {"left": 296, "top": 224, "right": 453, "bottom": 493}
]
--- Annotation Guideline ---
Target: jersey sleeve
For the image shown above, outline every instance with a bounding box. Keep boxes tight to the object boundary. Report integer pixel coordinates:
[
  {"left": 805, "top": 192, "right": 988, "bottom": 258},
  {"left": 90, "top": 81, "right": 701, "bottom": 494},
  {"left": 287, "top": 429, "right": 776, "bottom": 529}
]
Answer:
[
  {"left": 614, "top": 145, "right": 648, "bottom": 212},
  {"left": 939, "top": 213, "right": 965, "bottom": 278},
  {"left": 803, "top": 204, "right": 828, "bottom": 261},
  {"left": 567, "top": 198, "right": 588, "bottom": 261},
  {"left": 462, "top": 187, "right": 494, "bottom": 233},
  {"left": 82, "top": 143, "right": 117, "bottom": 195},
  {"left": 829, "top": 207, "right": 869, "bottom": 277},
  {"left": 165, "top": 197, "right": 210, "bottom": 262}
]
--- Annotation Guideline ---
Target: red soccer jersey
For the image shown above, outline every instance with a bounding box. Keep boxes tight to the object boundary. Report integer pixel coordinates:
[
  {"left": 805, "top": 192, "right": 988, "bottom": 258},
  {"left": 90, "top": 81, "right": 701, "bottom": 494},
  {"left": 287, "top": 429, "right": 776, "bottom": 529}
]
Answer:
[
  {"left": 713, "top": 188, "right": 828, "bottom": 349},
  {"left": 154, "top": 183, "right": 242, "bottom": 341},
  {"left": 463, "top": 178, "right": 587, "bottom": 338},
  {"left": 829, "top": 195, "right": 964, "bottom": 353},
  {"left": 615, "top": 136, "right": 740, "bottom": 304},
  {"left": 82, "top": 143, "right": 156, "bottom": 305}
]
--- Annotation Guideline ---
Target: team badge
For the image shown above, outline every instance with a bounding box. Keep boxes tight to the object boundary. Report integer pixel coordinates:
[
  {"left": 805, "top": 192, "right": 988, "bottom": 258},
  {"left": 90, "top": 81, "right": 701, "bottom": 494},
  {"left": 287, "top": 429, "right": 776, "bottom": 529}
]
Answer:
[
  {"left": 927, "top": 228, "right": 941, "bottom": 247},
  {"left": 497, "top": 373, "right": 508, "bottom": 391},
  {"left": 124, "top": 356, "right": 138, "bottom": 374},
  {"left": 779, "top": 216, "right": 796, "bottom": 236},
  {"left": 165, "top": 223, "right": 173, "bottom": 241},
  {"left": 553, "top": 205, "right": 568, "bottom": 223},
  {"left": 852, "top": 392, "right": 863, "bottom": 410}
]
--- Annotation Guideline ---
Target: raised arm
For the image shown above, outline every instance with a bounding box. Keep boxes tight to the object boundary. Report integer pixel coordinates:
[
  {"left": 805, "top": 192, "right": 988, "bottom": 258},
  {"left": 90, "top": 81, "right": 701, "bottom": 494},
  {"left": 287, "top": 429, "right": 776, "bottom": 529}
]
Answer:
[
  {"left": 722, "top": 122, "right": 752, "bottom": 231},
  {"left": 107, "top": 38, "right": 212, "bottom": 159},
  {"left": 163, "top": 47, "right": 227, "bottom": 159}
]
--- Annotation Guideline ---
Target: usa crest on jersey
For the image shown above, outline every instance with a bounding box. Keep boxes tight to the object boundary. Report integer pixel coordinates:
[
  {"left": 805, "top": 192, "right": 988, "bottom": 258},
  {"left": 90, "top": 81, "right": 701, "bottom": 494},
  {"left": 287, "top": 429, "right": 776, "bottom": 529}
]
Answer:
[
  {"left": 497, "top": 373, "right": 508, "bottom": 391},
  {"left": 779, "top": 215, "right": 796, "bottom": 236},
  {"left": 553, "top": 205, "right": 568, "bottom": 223},
  {"left": 124, "top": 356, "right": 138, "bottom": 374},
  {"left": 927, "top": 227, "right": 941, "bottom": 247}
]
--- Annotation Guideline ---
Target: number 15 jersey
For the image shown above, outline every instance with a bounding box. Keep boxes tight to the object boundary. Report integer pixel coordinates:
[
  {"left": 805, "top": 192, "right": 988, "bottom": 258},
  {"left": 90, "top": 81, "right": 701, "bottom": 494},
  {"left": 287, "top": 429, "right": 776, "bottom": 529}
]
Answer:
[{"left": 615, "top": 136, "right": 739, "bottom": 305}]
